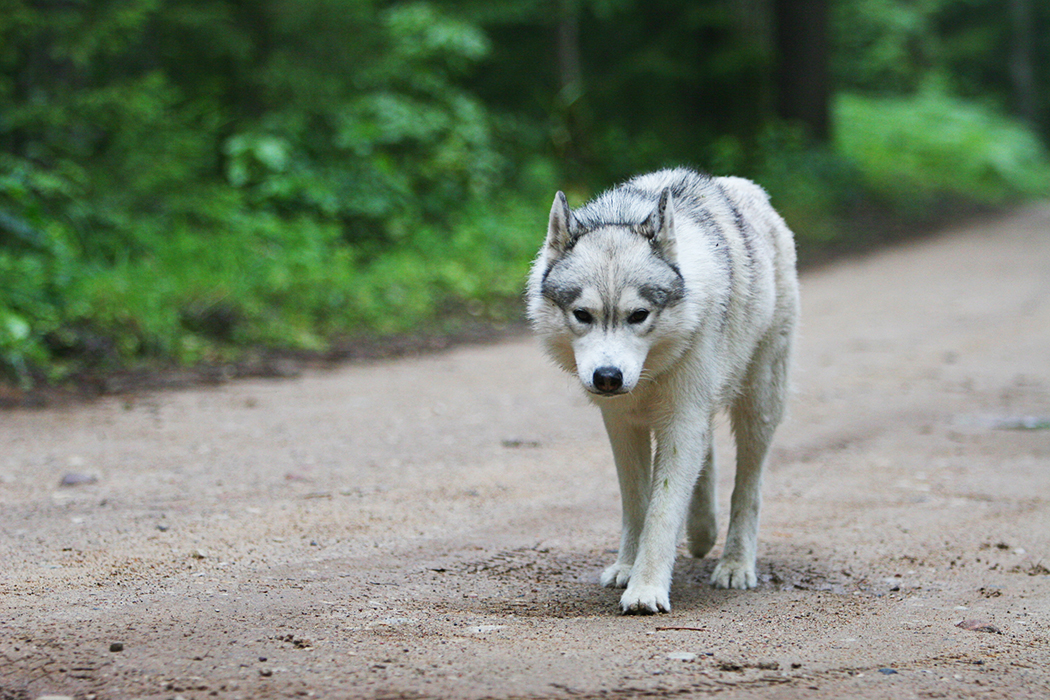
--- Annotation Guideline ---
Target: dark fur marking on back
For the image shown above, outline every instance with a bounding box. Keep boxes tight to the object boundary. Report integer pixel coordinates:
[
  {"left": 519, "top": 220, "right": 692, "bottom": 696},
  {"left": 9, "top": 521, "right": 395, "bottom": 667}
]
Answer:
[
  {"left": 715, "top": 183, "right": 757, "bottom": 277},
  {"left": 715, "top": 182, "right": 760, "bottom": 316},
  {"left": 685, "top": 206, "right": 733, "bottom": 330}
]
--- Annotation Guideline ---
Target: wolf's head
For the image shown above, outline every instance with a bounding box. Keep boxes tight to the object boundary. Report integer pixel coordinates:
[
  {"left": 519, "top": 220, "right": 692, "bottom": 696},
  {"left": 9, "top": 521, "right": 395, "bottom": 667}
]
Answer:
[{"left": 528, "top": 188, "right": 690, "bottom": 396}]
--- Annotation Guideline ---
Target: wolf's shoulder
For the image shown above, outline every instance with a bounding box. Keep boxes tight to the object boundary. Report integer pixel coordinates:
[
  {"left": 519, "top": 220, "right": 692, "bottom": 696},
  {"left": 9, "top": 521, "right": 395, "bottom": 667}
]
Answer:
[{"left": 711, "top": 176, "right": 772, "bottom": 208}]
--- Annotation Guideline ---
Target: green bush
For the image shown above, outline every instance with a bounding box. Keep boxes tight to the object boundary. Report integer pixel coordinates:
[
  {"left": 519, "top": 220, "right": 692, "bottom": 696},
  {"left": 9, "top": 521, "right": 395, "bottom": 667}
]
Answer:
[
  {"left": 0, "top": 154, "right": 82, "bottom": 385},
  {"left": 66, "top": 187, "right": 549, "bottom": 370},
  {"left": 835, "top": 90, "right": 1050, "bottom": 208},
  {"left": 702, "top": 91, "right": 1050, "bottom": 261}
]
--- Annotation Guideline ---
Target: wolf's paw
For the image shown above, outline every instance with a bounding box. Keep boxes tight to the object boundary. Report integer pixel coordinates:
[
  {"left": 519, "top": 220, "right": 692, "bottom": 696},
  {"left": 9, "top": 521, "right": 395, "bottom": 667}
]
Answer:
[
  {"left": 619, "top": 584, "right": 671, "bottom": 614},
  {"left": 600, "top": 562, "right": 632, "bottom": 588},
  {"left": 710, "top": 558, "right": 757, "bottom": 590}
]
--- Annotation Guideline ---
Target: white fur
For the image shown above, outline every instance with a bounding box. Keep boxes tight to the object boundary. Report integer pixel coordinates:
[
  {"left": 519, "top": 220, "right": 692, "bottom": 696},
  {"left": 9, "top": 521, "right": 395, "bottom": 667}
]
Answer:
[{"left": 527, "top": 169, "right": 799, "bottom": 614}]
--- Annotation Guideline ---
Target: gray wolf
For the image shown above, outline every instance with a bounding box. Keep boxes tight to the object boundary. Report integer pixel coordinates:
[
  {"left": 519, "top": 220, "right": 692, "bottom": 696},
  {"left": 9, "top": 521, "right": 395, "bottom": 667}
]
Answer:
[{"left": 527, "top": 168, "right": 799, "bottom": 614}]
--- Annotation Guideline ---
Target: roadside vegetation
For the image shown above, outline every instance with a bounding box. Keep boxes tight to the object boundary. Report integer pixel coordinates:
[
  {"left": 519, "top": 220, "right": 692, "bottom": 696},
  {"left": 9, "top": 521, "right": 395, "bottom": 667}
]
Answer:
[{"left": 2, "top": 0, "right": 1048, "bottom": 388}]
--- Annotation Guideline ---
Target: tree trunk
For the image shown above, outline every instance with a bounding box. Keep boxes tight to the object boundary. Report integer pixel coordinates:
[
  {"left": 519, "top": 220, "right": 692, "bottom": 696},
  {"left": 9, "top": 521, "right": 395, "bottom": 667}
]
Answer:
[
  {"left": 557, "top": 0, "right": 582, "bottom": 100},
  {"left": 773, "top": 0, "right": 830, "bottom": 142},
  {"left": 1009, "top": 0, "right": 1036, "bottom": 126}
]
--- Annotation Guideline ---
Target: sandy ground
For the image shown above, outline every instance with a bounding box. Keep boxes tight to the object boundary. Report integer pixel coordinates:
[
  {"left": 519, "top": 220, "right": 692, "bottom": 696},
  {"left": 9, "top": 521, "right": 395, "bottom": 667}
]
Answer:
[{"left": 2, "top": 205, "right": 1049, "bottom": 700}]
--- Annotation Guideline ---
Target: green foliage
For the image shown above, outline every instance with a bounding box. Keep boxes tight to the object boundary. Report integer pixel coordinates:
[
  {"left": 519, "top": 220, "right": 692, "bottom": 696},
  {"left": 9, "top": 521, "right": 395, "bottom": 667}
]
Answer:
[
  {"left": 0, "top": 153, "right": 82, "bottom": 385},
  {"left": 835, "top": 90, "right": 1050, "bottom": 207},
  {"left": 460, "top": 0, "right": 770, "bottom": 183},
  {"left": 0, "top": 0, "right": 519, "bottom": 384},
  {"left": 220, "top": 1, "right": 501, "bottom": 245},
  {"left": 748, "top": 129, "right": 864, "bottom": 249},
  {"left": 68, "top": 184, "right": 550, "bottom": 367},
  {"left": 833, "top": 0, "right": 946, "bottom": 95},
  {"left": 832, "top": 0, "right": 1050, "bottom": 140}
]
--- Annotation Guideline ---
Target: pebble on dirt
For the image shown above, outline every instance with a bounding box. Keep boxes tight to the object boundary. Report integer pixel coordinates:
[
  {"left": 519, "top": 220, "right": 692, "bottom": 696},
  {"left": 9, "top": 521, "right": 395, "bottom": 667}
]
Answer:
[
  {"left": 500, "top": 438, "right": 542, "bottom": 448},
  {"left": 666, "top": 652, "right": 697, "bottom": 662},
  {"left": 59, "top": 472, "right": 97, "bottom": 487},
  {"left": 956, "top": 619, "right": 1003, "bottom": 634},
  {"left": 109, "top": 642, "right": 124, "bottom": 652}
]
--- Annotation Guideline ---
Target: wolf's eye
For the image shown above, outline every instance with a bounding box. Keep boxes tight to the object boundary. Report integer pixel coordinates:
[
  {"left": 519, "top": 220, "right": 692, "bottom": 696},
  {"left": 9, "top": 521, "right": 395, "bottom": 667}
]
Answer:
[
  {"left": 627, "top": 309, "right": 650, "bottom": 324},
  {"left": 572, "top": 309, "right": 594, "bottom": 324}
]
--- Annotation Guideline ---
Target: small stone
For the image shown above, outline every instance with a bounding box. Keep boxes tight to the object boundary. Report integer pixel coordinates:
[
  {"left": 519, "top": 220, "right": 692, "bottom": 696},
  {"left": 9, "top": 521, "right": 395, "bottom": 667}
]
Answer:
[
  {"left": 60, "top": 472, "right": 97, "bottom": 487},
  {"left": 109, "top": 642, "right": 124, "bottom": 652},
  {"left": 501, "top": 438, "right": 542, "bottom": 448},
  {"left": 667, "top": 652, "right": 697, "bottom": 662},
  {"left": 878, "top": 668, "right": 898, "bottom": 675},
  {"left": 259, "top": 668, "right": 273, "bottom": 677},
  {"left": 956, "top": 619, "right": 1003, "bottom": 634}
]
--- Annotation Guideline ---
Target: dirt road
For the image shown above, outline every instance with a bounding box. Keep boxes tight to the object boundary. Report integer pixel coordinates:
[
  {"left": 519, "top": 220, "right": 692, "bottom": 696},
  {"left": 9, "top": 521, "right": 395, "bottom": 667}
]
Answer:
[{"left": 2, "top": 205, "right": 1049, "bottom": 700}]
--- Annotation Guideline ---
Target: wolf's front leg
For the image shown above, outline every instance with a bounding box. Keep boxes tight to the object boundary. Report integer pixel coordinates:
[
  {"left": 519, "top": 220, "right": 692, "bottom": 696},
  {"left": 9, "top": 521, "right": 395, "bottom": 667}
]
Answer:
[
  {"left": 620, "top": 415, "right": 710, "bottom": 614},
  {"left": 599, "top": 410, "right": 652, "bottom": 589}
]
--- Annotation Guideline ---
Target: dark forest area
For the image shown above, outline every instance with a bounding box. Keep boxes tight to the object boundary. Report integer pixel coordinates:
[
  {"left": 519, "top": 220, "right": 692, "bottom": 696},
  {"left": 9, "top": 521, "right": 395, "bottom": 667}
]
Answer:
[{"left": 2, "top": 0, "right": 1048, "bottom": 387}]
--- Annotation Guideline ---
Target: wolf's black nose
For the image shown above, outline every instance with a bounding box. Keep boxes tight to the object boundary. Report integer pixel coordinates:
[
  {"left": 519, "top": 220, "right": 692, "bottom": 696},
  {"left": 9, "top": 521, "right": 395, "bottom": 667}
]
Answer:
[{"left": 593, "top": 366, "right": 623, "bottom": 393}]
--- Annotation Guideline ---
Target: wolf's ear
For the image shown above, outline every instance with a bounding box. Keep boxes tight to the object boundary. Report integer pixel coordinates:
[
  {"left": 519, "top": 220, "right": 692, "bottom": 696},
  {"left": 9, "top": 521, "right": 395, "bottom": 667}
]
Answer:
[
  {"left": 641, "top": 188, "right": 677, "bottom": 261},
  {"left": 545, "top": 191, "right": 575, "bottom": 256}
]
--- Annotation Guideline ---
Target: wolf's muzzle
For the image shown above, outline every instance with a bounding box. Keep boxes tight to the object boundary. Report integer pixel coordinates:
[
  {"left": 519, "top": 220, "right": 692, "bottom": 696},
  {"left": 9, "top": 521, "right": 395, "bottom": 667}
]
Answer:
[{"left": 592, "top": 366, "right": 624, "bottom": 394}]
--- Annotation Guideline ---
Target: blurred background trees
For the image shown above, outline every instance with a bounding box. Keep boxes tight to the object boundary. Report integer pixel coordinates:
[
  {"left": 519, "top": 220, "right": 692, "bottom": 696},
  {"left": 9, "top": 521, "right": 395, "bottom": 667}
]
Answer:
[{"left": 1, "top": 0, "right": 1048, "bottom": 386}]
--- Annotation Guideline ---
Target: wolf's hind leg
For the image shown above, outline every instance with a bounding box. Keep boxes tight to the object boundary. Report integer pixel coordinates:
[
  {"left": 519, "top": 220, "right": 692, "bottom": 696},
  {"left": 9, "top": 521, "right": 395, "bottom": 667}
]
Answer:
[
  {"left": 599, "top": 413, "right": 651, "bottom": 589},
  {"left": 686, "top": 442, "right": 717, "bottom": 558},
  {"left": 712, "top": 331, "right": 791, "bottom": 590}
]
